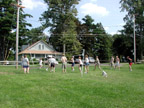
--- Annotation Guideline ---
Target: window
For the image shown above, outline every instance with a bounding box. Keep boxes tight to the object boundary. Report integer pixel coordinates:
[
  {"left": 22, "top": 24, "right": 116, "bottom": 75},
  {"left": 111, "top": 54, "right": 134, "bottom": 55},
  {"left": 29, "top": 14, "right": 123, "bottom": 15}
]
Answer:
[
  {"left": 39, "top": 45, "right": 41, "bottom": 50},
  {"left": 42, "top": 45, "right": 44, "bottom": 50}
]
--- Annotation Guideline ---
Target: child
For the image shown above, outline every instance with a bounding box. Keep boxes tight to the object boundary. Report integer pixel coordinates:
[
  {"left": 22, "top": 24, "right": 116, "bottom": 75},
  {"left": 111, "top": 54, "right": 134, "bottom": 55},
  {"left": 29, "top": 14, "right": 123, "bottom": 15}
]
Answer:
[
  {"left": 39, "top": 58, "right": 43, "bottom": 69},
  {"left": 78, "top": 56, "right": 83, "bottom": 73},
  {"left": 115, "top": 56, "right": 120, "bottom": 70},
  {"left": 71, "top": 56, "right": 75, "bottom": 71},
  {"left": 127, "top": 56, "right": 133, "bottom": 71},
  {"left": 85, "top": 55, "right": 89, "bottom": 73}
]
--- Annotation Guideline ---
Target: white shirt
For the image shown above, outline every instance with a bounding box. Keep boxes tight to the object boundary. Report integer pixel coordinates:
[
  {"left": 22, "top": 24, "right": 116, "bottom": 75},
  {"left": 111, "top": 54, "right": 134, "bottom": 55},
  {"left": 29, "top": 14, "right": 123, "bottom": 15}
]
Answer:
[
  {"left": 39, "top": 60, "right": 43, "bottom": 65},
  {"left": 85, "top": 58, "right": 89, "bottom": 63},
  {"left": 79, "top": 59, "right": 83, "bottom": 65},
  {"left": 49, "top": 58, "right": 56, "bottom": 64}
]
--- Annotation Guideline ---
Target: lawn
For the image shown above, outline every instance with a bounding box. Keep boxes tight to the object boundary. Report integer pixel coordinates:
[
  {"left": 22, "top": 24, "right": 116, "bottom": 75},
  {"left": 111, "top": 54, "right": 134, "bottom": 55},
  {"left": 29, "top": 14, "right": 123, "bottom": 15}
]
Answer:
[{"left": 0, "top": 63, "right": 144, "bottom": 108}]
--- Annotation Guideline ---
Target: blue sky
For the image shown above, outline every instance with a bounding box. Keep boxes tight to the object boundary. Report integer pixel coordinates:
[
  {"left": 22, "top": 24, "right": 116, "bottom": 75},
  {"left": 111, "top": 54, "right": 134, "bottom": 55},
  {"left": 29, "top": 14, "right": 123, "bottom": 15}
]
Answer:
[{"left": 22, "top": 0, "right": 127, "bottom": 35}]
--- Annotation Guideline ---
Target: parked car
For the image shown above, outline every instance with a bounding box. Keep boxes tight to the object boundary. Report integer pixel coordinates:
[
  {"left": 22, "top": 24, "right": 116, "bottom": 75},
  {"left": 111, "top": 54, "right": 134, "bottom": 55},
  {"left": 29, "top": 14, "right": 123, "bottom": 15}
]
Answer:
[{"left": 88, "top": 57, "right": 95, "bottom": 63}]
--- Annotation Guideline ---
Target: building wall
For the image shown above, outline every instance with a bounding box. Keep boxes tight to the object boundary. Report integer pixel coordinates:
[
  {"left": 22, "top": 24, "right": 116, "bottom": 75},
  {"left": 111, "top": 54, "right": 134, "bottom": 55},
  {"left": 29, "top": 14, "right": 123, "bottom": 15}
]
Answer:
[{"left": 30, "top": 41, "right": 54, "bottom": 51}]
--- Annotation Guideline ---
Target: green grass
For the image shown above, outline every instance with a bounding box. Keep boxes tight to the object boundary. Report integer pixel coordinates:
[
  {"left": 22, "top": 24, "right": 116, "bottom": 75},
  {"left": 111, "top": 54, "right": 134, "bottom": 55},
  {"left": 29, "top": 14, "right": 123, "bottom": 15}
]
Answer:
[{"left": 0, "top": 64, "right": 144, "bottom": 108}]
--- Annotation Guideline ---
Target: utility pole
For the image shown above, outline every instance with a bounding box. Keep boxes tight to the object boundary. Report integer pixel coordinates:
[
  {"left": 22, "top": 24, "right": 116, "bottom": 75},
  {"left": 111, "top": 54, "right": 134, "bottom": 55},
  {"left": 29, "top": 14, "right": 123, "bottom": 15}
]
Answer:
[
  {"left": 133, "top": 14, "right": 136, "bottom": 64},
  {"left": 14, "top": 0, "right": 25, "bottom": 69}
]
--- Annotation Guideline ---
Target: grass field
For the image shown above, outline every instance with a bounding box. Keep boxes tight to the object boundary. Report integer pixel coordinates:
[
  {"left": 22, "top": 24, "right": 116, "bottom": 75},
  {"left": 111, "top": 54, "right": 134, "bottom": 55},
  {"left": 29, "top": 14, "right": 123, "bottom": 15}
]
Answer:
[{"left": 0, "top": 63, "right": 144, "bottom": 108}]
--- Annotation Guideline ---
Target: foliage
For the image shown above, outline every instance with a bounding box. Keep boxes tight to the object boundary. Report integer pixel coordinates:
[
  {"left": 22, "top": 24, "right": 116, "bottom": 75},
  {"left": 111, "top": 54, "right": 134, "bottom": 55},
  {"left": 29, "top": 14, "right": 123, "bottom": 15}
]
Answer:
[
  {"left": 0, "top": 0, "right": 32, "bottom": 60},
  {"left": 41, "top": 0, "right": 82, "bottom": 56},
  {"left": 77, "top": 15, "right": 112, "bottom": 60},
  {"left": 120, "top": 0, "right": 144, "bottom": 59}
]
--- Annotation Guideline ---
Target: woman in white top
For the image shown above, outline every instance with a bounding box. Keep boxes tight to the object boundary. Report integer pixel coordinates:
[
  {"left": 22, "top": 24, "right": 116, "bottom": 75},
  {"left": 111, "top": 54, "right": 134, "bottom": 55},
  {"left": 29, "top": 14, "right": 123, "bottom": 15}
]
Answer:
[
  {"left": 85, "top": 55, "right": 89, "bottom": 73},
  {"left": 78, "top": 56, "right": 83, "bottom": 73}
]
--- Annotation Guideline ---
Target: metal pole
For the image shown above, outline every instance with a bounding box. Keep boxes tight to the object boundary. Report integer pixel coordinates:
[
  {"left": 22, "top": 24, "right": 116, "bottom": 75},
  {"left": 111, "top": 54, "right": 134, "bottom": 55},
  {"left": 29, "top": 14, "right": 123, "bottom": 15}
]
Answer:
[
  {"left": 133, "top": 14, "right": 136, "bottom": 64},
  {"left": 16, "top": 0, "right": 20, "bottom": 69},
  {"left": 63, "top": 44, "right": 65, "bottom": 55}
]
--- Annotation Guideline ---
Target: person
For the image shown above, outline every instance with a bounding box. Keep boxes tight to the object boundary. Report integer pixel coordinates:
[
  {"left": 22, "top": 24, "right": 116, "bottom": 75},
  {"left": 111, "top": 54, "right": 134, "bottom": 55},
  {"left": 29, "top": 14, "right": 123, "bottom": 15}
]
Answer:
[
  {"left": 49, "top": 56, "right": 56, "bottom": 72},
  {"left": 71, "top": 56, "right": 75, "bottom": 71},
  {"left": 46, "top": 55, "right": 51, "bottom": 71},
  {"left": 22, "top": 55, "right": 29, "bottom": 74},
  {"left": 61, "top": 54, "right": 67, "bottom": 73},
  {"left": 39, "top": 58, "right": 43, "bottom": 69},
  {"left": 115, "top": 56, "right": 120, "bottom": 70},
  {"left": 110, "top": 56, "right": 115, "bottom": 69},
  {"left": 21, "top": 56, "right": 24, "bottom": 69},
  {"left": 78, "top": 56, "right": 83, "bottom": 73},
  {"left": 94, "top": 56, "right": 101, "bottom": 70},
  {"left": 85, "top": 55, "right": 89, "bottom": 73},
  {"left": 127, "top": 56, "right": 133, "bottom": 71}
]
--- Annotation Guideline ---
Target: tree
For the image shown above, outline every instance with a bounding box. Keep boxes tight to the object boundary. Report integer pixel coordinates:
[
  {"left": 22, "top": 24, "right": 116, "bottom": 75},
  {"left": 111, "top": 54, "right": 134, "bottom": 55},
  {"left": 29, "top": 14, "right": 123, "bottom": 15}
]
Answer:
[
  {"left": 120, "top": 0, "right": 144, "bottom": 59},
  {"left": 77, "top": 15, "right": 112, "bottom": 60},
  {"left": 41, "top": 0, "right": 82, "bottom": 57},
  {"left": 0, "top": 0, "right": 32, "bottom": 60}
]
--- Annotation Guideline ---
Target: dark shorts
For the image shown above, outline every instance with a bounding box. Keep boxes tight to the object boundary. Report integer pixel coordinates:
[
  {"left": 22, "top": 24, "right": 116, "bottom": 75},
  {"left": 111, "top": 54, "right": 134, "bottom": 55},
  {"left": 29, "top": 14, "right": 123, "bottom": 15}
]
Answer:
[
  {"left": 79, "top": 64, "right": 83, "bottom": 67},
  {"left": 72, "top": 63, "right": 75, "bottom": 66},
  {"left": 51, "top": 63, "right": 55, "bottom": 67},
  {"left": 23, "top": 66, "right": 29, "bottom": 68}
]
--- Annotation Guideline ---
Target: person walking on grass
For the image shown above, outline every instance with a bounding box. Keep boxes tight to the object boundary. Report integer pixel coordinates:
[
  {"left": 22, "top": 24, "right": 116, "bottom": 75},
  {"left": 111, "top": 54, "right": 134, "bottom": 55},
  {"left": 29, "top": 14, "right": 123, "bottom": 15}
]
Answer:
[
  {"left": 22, "top": 55, "right": 29, "bottom": 74},
  {"left": 115, "top": 56, "right": 120, "bottom": 70},
  {"left": 94, "top": 56, "right": 101, "bottom": 70},
  {"left": 61, "top": 54, "right": 67, "bottom": 73},
  {"left": 110, "top": 56, "right": 115, "bottom": 69},
  {"left": 71, "top": 56, "right": 75, "bottom": 71},
  {"left": 39, "top": 58, "right": 43, "bottom": 69},
  {"left": 78, "top": 56, "right": 83, "bottom": 73},
  {"left": 127, "top": 56, "right": 133, "bottom": 71},
  {"left": 85, "top": 55, "right": 89, "bottom": 73}
]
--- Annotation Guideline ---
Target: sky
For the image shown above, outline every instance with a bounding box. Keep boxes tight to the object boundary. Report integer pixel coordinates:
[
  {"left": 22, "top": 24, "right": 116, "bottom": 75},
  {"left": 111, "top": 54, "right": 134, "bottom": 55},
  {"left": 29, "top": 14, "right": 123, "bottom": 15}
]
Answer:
[{"left": 21, "top": 0, "right": 127, "bottom": 35}]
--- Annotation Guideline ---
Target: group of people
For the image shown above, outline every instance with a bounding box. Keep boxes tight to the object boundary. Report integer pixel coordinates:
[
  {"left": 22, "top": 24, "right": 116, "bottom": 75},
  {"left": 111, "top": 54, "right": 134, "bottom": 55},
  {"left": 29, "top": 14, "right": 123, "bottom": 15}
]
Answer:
[
  {"left": 110, "top": 56, "right": 133, "bottom": 71},
  {"left": 21, "top": 54, "right": 133, "bottom": 74}
]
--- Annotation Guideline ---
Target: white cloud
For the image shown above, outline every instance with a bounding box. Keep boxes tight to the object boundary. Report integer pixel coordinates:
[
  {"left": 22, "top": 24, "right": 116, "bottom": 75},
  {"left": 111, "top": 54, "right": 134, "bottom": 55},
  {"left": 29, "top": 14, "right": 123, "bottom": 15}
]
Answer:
[
  {"left": 90, "top": 0, "right": 97, "bottom": 2},
  {"left": 22, "top": 0, "right": 47, "bottom": 10},
  {"left": 104, "top": 27, "right": 109, "bottom": 31},
  {"left": 110, "top": 31, "right": 121, "bottom": 35},
  {"left": 80, "top": 3, "right": 109, "bottom": 16}
]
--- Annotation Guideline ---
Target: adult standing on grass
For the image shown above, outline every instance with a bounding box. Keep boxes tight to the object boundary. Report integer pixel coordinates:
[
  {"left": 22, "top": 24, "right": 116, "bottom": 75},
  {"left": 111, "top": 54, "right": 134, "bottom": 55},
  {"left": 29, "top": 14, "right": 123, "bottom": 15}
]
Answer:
[
  {"left": 94, "top": 56, "right": 101, "bottom": 70},
  {"left": 110, "top": 56, "right": 115, "bottom": 69},
  {"left": 49, "top": 56, "right": 56, "bottom": 72},
  {"left": 61, "top": 54, "right": 67, "bottom": 73},
  {"left": 46, "top": 55, "right": 51, "bottom": 71},
  {"left": 85, "top": 55, "right": 89, "bottom": 73},
  {"left": 115, "top": 56, "right": 120, "bottom": 70},
  {"left": 127, "top": 56, "right": 133, "bottom": 71},
  {"left": 71, "top": 56, "right": 75, "bottom": 71},
  {"left": 22, "top": 55, "right": 29, "bottom": 74}
]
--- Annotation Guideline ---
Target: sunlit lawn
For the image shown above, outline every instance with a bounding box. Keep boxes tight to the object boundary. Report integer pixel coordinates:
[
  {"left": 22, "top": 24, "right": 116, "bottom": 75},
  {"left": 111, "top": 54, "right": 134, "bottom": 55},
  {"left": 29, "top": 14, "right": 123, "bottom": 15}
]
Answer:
[{"left": 0, "top": 63, "right": 144, "bottom": 108}]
